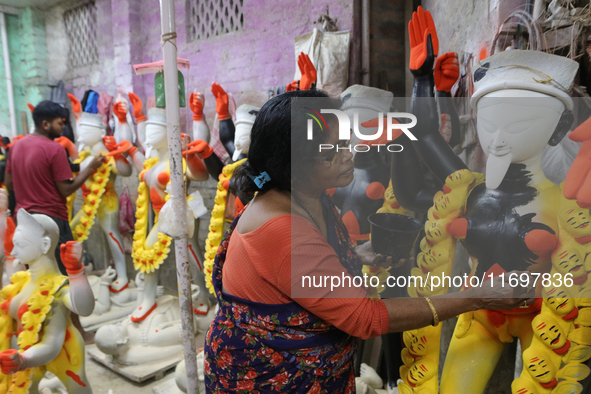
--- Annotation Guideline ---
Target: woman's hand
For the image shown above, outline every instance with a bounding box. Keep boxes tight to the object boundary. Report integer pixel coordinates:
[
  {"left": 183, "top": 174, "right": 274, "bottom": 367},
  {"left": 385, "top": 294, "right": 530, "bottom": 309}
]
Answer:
[
  {"left": 355, "top": 241, "right": 393, "bottom": 267},
  {"left": 467, "top": 271, "right": 536, "bottom": 310}
]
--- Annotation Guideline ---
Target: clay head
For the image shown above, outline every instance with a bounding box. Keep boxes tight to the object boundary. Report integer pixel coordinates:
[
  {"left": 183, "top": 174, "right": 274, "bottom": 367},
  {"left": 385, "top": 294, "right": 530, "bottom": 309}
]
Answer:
[
  {"left": 542, "top": 285, "right": 576, "bottom": 318},
  {"left": 95, "top": 324, "right": 129, "bottom": 355},
  {"left": 233, "top": 104, "right": 259, "bottom": 161},
  {"left": 340, "top": 85, "right": 394, "bottom": 149},
  {"left": 532, "top": 313, "right": 569, "bottom": 353},
  {"left": 511, "top": 375, "right": 541, "bottom": 394},
  {"left": 471, "top": 50, "right": 577, "bottom": 190},
  {"left": 383, "top": 187, "right": 399, "bottom": 208},
  {"left": 476, "top": 91, "right": 566, "bottom": 189},
  {"left": 431, "top": 192, "right": 461, "bottom": 219},
  {"left": 418, "top": 245, "right": 450, "bottom": 272},
  {"left": 403, "top": 330, "right": 416, "bottom": 348},
  {"left": 144, "top": 108, "right": 168, "bottom": 154},
  {"left": 523, "top": 346, "right": 557, "bottom": 385},
  {"left": 77, "top": 112, "right": 106, "bottom": 148},
  {"left": 558, "top": 200, "right": 591, "bottom": 240},
  {"left": 408, "top": 333, "right": 429, "bottom": 357},
  {"left": 12, "top": 209, "right": 59, "bottom": 265},
  {"left": 407, "top": 359, "right": 437, "bottom": 387},
  {"left": 551, "top": 245, "right": 587, "bottom": 284},
  {"left": 424, "top": 220, "right": 449, "bottom": 244}
]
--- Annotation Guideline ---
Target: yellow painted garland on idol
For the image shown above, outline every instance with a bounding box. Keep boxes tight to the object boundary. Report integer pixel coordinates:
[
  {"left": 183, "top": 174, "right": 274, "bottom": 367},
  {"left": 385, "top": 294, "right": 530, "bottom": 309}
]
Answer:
[
  {"left": 67, "top": 150, "right": 113, "bottom": 242},
  {"left": 131, "top": 157, "right": 172, "bottom": 274},
  {"left": 398, "top": 169, "right": 480, "bottom": 394},
  {"left": 0, "top": 272, "right": 84, "bottom": 394},
  {"left": 204, "top": 158, "right": 247, "bottom": 294},
  {"left": 394, "top": 168, "right": 591, "bottom": 393}
]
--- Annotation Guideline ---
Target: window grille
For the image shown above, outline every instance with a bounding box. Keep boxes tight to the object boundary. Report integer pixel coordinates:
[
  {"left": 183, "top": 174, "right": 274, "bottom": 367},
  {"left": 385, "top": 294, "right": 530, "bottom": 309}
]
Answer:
[
  {"left": 64, "top": 2, "right": 99, "bottom": 68},
  {"left": 187, "top": 0, "right": 244, "bottom": 42}
]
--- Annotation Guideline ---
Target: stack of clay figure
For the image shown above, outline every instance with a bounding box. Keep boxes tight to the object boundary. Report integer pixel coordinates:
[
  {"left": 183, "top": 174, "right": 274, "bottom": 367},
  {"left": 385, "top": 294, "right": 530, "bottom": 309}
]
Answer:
[
  {"left": 0, "top": 75, "right": 265, "bottom": 391},
  {"left": 1, "top": 6, "right": 591, "bottom": 392}
]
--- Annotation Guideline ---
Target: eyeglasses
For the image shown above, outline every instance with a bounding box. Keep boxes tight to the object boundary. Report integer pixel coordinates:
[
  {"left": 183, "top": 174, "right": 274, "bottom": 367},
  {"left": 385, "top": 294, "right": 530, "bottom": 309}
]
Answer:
[{"left": 315, "top": 139, "right": 350, "bottom": 166}]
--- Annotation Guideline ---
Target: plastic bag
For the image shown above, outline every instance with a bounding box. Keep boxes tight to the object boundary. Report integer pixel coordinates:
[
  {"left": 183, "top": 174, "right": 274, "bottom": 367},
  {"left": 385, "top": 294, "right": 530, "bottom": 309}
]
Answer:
[
  {"left": 159, "top": 195, "right": 195, "bottom": 239},
  {"left": 118, "top": 186, "right": 135, "bottom": 234},
  {"left": 294, "top": 28, "right": 351, "bottom": 97}
]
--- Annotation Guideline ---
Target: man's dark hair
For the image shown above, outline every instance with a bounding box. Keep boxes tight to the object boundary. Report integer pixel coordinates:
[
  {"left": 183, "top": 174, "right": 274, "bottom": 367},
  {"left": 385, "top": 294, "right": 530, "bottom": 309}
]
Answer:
[
  {"left": 32, "top": 101, "right": 67, "bottom": 128},
  {"left": 234, "top": 89, "right": 341, "bottom": 198}
]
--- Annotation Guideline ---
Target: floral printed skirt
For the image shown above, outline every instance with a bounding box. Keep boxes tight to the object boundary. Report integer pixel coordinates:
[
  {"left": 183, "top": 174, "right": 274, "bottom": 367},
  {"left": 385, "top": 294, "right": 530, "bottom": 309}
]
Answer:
[{"left": 204, "top": 212, "right": 358, "bottom": 393}]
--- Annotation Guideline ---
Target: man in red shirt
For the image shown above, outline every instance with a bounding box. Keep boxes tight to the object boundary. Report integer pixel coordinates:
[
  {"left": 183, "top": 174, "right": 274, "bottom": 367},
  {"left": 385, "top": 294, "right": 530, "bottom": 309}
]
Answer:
[{"left": 5, "top": 100, "right": 105, "bottom": 274}]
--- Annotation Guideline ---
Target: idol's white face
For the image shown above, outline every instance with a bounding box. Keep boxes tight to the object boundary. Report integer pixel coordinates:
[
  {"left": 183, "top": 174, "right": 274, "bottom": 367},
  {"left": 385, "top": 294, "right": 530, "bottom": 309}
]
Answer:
[
  {"left": 145, "top": 123, "right": 167, "bottom": 150},
  {"left": 77, "top": 124, "right": 104, "bottom": 147},
  {"left": 476, "top": 91, "right": 564, "bottom": 163},
  {"left": 11, "top": 227, "right": 43, "bottom": 265},
  {"left": 234, "top": 125, "right": 251, "bottom": 154}
]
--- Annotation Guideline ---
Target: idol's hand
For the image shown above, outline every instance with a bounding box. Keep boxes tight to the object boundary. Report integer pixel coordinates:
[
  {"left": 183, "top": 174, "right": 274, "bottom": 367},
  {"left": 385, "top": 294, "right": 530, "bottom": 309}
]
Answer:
[
  {"left": 564, "top": 116, "right": 591, "bottom": 208},
  {"left": 211, "top": 83, "right": 230, "bottom": 120},
  {"left": 128, "top": 92, "right": 146, "bottom": 122},
  {"left": 434, "top": 52, "right": 459, "bottom": 93},
  {"left": 184, "top": 140, "right": 213, "bottom": 159},
  {"left": 61, "top": 241, "right": 84, "bottom": 276},
  {"left": 113, "top": 101, "right": 128, "bottom": 124},
  {"left": 286, "top": 80, "right": 299, "bottom": 92},
  {"left": 68, "top": 93, "right": 82, "bottom": 120},
  {"left": 100, "top": 266, "right": 117, "bottom": 285},
  {"left": 298, "top": 53, "right": 317, "bottom": 90},
  {"left": 408, "top": 6, "right": 439, "bottom": 77},
  {"left": 189, "top": 92, "right": 205, "bottom": 121},
  {"left": 0, "top": 349, "right": 26, "bottom": 374}
]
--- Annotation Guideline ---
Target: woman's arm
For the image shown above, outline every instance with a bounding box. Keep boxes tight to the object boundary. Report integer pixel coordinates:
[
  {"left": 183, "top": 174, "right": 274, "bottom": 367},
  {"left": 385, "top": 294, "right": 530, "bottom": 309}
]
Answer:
[
  {"left": 382, "top": 272, "right": 533, "bottom": 333},
  {"left": 383, "top": 293, "right": 477, "bottom": 333},
  {"left": 289, "top": 222, "right": 532, "bottom": 338}
]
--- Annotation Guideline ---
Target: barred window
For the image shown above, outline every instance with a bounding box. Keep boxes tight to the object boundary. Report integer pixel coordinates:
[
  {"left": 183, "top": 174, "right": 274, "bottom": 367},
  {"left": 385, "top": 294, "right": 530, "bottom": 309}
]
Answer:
[
  {"left": 64, "top": 2, "right": 99, "bottom": 68},
  {"left": 187, "top": 0, "right": 244, "bottom": 42}
]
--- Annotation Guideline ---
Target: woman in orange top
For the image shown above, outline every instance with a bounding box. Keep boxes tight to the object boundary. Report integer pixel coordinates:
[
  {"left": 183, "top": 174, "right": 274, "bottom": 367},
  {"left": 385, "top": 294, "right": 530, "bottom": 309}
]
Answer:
[{"left": 204, "top": 89, "right": 532, "bottom": 393}]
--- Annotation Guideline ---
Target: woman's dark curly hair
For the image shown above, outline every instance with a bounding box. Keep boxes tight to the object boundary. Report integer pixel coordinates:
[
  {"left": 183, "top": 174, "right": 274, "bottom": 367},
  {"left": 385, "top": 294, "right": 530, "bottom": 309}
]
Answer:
[{"left": 234, "top": 89, "right": 341, "bottom": 198}]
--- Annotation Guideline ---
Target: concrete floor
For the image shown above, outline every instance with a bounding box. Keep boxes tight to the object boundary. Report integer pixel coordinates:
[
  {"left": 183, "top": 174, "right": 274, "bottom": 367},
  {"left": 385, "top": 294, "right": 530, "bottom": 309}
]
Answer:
[{"left": 84, "top": 352, "right": 177, "bottom": 394}]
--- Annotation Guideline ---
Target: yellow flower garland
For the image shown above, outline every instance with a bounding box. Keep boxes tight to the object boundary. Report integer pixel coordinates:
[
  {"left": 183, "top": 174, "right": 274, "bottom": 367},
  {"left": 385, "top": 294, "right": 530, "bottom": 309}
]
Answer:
[
  {"left": 69, "top": 150, "right": 113, "bottom": 242},
  {"left": 204, "top": 159, "right": 247, "bottom": 294},
  {"left": 0, "top": 271, "right": 67, "bottom": 394},
  {"left": 131, "top": 157, "right": 172, "bottom": 274}
]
